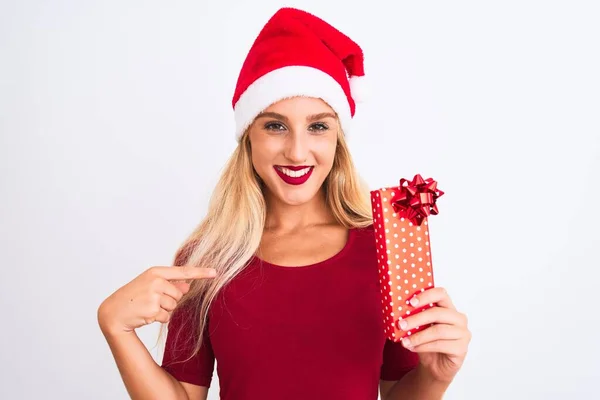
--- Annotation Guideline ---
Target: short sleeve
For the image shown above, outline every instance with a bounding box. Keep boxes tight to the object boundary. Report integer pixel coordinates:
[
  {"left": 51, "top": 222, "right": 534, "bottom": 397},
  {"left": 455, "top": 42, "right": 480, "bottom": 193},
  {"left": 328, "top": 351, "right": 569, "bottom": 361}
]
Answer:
[
  {"left": 380, "top": 338, "right": 420, "bottom": 381},
  {"left": 161, "top": 305, "right": 215, "bottom": 387}
]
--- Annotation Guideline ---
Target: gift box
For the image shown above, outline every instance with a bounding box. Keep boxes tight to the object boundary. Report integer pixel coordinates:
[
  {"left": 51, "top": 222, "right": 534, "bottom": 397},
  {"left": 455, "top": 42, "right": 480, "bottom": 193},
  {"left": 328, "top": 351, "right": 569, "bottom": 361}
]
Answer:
[{"left": 370, "top": 174, "right": 444, "bottom": 342}]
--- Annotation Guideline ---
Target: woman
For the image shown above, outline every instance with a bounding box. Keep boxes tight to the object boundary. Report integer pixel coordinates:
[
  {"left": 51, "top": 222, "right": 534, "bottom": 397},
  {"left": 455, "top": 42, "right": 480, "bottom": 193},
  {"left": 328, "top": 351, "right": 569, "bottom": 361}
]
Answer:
[{"left": 97, "top": 7, "right": 471, "bottom": 400}]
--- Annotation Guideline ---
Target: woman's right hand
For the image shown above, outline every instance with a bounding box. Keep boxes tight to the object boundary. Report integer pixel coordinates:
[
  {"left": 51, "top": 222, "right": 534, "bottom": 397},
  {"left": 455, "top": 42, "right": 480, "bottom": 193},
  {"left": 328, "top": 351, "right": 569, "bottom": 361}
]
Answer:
[{"left": 97, "top": 265, "right": 217, "bottom": 337}]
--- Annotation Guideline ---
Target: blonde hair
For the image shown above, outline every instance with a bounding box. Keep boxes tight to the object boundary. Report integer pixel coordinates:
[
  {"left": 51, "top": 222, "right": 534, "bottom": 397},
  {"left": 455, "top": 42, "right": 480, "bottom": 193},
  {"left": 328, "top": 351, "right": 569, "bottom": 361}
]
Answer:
[{"left": 158, "top": 118, "right": 374, "bottom": 364}]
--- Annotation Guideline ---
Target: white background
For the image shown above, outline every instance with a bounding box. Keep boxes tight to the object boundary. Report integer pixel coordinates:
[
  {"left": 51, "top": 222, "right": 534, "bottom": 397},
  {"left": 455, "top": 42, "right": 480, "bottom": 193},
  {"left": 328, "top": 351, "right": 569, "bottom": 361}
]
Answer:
[{"left": 1, "top": 0, "right": 599, "bottom": 399}]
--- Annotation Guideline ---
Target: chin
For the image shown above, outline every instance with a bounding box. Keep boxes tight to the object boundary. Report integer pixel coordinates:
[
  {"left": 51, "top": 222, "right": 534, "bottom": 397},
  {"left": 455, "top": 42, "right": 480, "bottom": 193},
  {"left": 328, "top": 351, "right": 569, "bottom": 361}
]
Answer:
[
  {"left": 271, "top": 183, "right": 320, "bottom": 205},
  {"left": 278, "top": 191, "right": 314, "bottom": 205},
  {"left": 261, "top": 169, "right": 325, "bottom": 204}
]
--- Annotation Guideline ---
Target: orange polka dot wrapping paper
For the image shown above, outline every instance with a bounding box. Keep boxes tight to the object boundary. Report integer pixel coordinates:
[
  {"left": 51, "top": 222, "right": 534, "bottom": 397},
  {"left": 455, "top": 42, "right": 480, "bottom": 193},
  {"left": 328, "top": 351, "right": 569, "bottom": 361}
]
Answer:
[{"left": 370, "top": 174, "right": 444, "bottom": 342}]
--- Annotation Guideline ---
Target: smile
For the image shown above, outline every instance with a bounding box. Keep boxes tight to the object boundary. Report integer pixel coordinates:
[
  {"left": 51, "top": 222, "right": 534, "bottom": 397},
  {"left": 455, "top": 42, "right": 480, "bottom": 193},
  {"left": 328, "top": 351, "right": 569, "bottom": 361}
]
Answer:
[
  {"left": 274, "top": 166, "right": 314, "bottom": 185},
  {"left": 276, "top": 166, "right": 311, "bottom": 177}
]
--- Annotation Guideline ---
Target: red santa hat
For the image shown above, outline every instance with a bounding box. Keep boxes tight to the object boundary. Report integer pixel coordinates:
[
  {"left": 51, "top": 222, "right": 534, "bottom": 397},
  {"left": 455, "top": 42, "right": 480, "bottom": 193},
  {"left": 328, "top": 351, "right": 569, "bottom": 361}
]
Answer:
[{"left": 232, "top": 7, "right": 366, "bottom": 142}]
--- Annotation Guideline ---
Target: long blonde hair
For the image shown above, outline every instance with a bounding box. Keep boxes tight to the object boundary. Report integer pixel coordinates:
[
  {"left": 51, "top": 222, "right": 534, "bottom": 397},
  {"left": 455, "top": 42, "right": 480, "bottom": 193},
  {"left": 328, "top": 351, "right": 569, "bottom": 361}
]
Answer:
[{"left": 158, "top": 119, "right": 374, "bottom": 363}]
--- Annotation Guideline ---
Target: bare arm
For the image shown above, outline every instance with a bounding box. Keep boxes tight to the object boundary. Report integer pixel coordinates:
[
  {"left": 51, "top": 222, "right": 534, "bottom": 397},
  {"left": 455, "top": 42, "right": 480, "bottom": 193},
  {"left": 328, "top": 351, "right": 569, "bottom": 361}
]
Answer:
[
  {"left": 97, "top": 265, "right": 217, "bottom": 399},
  {"left": 381, "top": 364, "right": 450, "bottom": 400},
  {"left": 100, "top": 322, "right": 208, "bottom": 400}
]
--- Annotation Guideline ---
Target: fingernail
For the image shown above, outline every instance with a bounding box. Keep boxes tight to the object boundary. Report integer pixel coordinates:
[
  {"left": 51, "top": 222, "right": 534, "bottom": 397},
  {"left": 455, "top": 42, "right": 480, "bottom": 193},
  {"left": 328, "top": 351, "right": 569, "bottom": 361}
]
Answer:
[
  {"left": 399, "top": 320, "right": 408, "bottom": 330},
  {"left": 402, "top": 338, "right": 411, "bottom": 348},
  {"left": 410, "top": 297, "right": 419, "bottom": 307}
]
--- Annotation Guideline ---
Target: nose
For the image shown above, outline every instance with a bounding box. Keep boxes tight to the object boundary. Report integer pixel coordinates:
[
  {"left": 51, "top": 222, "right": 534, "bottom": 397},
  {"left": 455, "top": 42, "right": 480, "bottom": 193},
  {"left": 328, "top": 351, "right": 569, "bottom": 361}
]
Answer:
[{"left": 283, "top": 129, "right": 309, "bottom": 163}]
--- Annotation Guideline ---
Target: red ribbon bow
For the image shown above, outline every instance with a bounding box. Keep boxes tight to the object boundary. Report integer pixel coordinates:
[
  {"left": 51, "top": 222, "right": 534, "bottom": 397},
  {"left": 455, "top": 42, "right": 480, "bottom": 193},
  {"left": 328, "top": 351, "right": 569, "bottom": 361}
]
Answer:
[{"left": 390, "top": 174, "right": 444, "bottom": 226}]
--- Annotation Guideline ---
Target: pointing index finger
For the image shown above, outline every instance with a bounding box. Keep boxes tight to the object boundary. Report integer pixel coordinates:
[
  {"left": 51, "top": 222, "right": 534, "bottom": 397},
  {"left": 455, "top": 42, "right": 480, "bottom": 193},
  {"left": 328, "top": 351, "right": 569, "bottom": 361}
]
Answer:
[{"left": 151, "top": 265, "right": 217, "bottom": 281}]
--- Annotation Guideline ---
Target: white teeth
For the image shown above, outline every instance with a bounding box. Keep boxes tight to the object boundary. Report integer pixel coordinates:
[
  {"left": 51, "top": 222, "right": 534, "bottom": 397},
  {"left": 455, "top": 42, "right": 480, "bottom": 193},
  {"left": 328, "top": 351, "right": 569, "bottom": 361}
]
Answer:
[{"left": 278, "top": 167, "right": 311, "bottom": 178}]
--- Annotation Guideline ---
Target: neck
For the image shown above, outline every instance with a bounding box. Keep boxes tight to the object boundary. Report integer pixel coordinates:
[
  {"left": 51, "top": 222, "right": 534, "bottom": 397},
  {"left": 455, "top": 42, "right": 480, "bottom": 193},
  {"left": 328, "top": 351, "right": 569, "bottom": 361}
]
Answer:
[{"left": 264, "top": 187, "right": 336, "bottom": 233}]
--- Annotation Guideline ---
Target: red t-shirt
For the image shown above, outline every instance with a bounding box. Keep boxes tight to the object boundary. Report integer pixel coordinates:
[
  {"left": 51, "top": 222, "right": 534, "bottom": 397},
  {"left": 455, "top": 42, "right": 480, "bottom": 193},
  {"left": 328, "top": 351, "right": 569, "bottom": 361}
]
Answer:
[{"left": 161, "top": 224, "right": 419, "bottom": 399}]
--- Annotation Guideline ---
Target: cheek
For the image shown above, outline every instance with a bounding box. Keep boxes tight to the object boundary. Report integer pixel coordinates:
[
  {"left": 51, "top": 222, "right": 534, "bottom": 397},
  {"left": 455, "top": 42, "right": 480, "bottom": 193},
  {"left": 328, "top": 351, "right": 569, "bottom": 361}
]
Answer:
[
  {"left": 251, "top": 147, "right": 276, "bottom": 175},
  {"left": 315, "top": 141, "right": 337, "bottom": 167}
]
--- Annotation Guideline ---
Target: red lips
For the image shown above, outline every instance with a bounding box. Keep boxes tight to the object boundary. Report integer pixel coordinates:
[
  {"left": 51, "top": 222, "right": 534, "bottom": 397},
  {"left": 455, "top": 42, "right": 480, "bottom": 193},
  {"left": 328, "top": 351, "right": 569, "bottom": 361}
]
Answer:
[
  {"left": 274, "top": 166, "right": 314, "bottom": 185},
  {"left": 276, "top": 165, "right": 312, "bottom": 171}
]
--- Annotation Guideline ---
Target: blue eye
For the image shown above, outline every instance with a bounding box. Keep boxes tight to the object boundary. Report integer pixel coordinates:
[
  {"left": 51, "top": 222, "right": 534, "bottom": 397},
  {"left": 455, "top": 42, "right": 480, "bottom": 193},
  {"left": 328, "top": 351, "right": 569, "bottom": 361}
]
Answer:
[
  {"left": 263, "top": 121, "right": 329, "bottom": 133},
  {"left": 309, "top": 123, "right": 329, "bottom": 132},
  {"left": 264, "top": 122, "right": 286, "bottom": 131}
]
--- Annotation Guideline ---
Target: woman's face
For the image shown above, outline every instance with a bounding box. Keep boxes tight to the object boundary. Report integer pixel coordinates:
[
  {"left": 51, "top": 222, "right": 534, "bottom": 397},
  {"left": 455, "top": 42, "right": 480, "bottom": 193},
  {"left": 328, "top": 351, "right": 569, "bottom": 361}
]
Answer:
[{"left": 248, "top": 96, "right": 338, "bottom": 206}]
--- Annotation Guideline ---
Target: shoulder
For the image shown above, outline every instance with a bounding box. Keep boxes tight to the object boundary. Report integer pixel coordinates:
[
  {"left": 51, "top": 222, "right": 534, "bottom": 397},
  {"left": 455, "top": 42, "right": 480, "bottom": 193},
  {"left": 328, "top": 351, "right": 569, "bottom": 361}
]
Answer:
[
  {"left": 347, "top": 223, "right": 377, "bottom": 255},
  {"left": 352, "top": 223, "right": 376, "bottom": 241}
]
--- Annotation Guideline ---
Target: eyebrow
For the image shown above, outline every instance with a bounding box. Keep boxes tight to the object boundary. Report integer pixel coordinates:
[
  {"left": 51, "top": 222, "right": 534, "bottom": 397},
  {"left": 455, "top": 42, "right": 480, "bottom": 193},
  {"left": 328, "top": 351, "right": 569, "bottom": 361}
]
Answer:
[{"left": 255, "top": 111, "right": 337, "bottom": 123}]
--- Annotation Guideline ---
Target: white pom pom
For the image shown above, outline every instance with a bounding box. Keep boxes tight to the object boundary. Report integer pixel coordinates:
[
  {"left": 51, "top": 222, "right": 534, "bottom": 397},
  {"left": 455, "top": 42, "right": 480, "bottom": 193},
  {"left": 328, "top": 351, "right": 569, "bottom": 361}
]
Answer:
[{"left": 349, "top": 75, "right": 367, "bottom": 103}]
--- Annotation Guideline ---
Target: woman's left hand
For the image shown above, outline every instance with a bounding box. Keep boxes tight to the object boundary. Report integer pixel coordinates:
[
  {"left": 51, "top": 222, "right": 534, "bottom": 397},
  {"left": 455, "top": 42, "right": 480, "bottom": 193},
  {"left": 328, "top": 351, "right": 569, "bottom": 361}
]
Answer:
[{"left": 398, "top": 287, "right": 471, "bottom": 384}]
